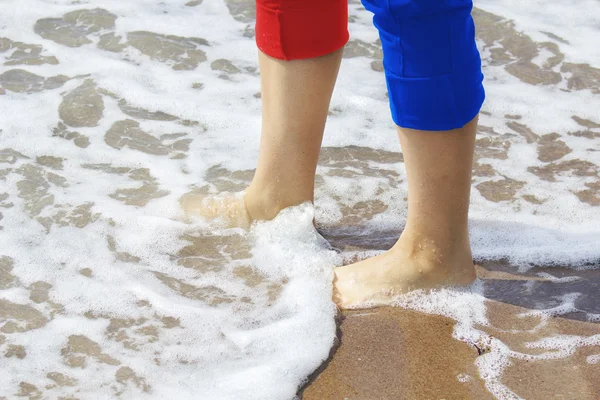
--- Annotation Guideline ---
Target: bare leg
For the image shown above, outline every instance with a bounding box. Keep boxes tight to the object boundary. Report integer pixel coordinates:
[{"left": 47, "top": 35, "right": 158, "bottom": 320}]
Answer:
[
  {"left": 245, "top": 49, "right": 342, "bottom": 220},
  {"left": 333, "top": 117, "right": 479, "bottom": 308},
  {"left": 181, "top": 49, "right": 343, "bottom": 225}
]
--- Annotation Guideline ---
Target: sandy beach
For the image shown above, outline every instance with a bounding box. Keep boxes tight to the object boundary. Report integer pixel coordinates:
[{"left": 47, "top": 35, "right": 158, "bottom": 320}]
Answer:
[
  {"left": 1, "top": 0, "right": 599, "bottom": 398},
  {"left": 304, "top": 262, "right": 600, "bottom": 399}
]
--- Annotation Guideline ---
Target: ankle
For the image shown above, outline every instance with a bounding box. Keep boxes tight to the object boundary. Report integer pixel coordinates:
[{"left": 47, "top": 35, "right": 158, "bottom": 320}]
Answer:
[
  {"left": 393, "top": 228, "right": 473, "bottom": 268},
  {"left": 244, "top": 186, "right": 280, "bottom": 220}
]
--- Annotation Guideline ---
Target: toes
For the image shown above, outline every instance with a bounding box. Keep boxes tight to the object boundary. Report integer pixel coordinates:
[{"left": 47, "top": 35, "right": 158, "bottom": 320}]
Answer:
[
  {"left": 331, "top": 271, "right": 344, "bottom": 307},
  {"left": 332, "top": 273, "right": 353, "bottom": 309},
  {"left": 332, "top": 291, "right": 343, "bottom": 311},
  {"left": 332, "top": 283, "right": 359, "bottom": 310}
]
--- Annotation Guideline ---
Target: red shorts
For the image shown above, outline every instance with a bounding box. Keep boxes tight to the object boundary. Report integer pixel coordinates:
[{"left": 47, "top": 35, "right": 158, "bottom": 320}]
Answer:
[{"left": 255, "top": 0, "right": 349, "bottom": 60}]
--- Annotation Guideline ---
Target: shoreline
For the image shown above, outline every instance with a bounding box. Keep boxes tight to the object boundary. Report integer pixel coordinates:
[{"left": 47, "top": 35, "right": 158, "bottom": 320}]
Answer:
[{"left": 301, "top": 263, "right": 600, "bottom": 399}]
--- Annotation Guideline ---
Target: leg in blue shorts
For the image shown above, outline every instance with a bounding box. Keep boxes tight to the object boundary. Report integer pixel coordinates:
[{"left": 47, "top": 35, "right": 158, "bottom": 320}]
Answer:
[{"left": 334, "top": 0, "right": 484, "bottom": 307}]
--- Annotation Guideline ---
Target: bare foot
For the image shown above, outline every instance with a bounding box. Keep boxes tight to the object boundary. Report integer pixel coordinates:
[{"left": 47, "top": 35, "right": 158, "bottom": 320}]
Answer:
[
  {"left": 333, "top": 233, "right": 476, "bottom": 309},
  {"left": 179, "top": 185, "right": 299, "bottom": 228},
  {"left": 179, "top": 192, "right": 252, "bottom": 228}
]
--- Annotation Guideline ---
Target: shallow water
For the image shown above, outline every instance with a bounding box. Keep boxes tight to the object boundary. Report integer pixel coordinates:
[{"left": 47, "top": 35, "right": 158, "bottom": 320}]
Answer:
[{"left": 0, "top": 0, "right": 599, "bottom": 398}]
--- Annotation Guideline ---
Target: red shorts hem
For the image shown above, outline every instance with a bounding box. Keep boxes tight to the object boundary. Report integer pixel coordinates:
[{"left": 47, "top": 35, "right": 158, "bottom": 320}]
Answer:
[{"left": 255, "top": 0, "right": 349, "bottom": 60}]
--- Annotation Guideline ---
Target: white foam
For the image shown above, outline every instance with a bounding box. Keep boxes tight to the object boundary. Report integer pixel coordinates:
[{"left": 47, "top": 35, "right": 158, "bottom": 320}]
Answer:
[
  {"left": 1, "top": 0, "right": 599, "bottom": 397},
  {"left": 518, "top": 293, "right": 581, "bottom": 320},
  {"left": 515, "top": 334, "right": 600, "bottom": 361},
  {"left": 587, "top": 354, "right": 600, "bottom": 364},
  {"left": 536, "top": 272, "right": 581, "bottom": 283}
]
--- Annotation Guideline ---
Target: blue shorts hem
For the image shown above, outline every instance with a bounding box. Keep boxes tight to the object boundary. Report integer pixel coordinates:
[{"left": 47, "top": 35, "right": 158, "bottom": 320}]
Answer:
[{"left": 386, "top": 72, "right": 485, "bottom": 131}]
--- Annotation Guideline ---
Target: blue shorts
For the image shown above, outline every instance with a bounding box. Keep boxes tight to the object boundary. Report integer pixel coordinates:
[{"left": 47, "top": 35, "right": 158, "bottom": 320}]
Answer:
[
  {"left": 362, "top": 0, "right": 485, "bottom": 130},
  {"left": 255, "top": 0, "right": 485, "bottom": 131}
]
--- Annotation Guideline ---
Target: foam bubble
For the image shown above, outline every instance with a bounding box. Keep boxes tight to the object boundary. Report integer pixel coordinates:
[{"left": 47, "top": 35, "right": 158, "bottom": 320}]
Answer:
[{"left": 587, "top": 354, "right": 600, "bottom": 364}]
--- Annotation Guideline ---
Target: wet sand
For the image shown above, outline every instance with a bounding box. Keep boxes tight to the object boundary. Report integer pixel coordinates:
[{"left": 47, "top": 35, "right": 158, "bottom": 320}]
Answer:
[
  {"left": 1, "top": 0, "right": 599, "bottom": 397},
  {"left": 302, "top": 308, "right": 493, "bottom": 400},
  {"left": 303, "top": 262, "right": 600, "bottom": 399}
]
